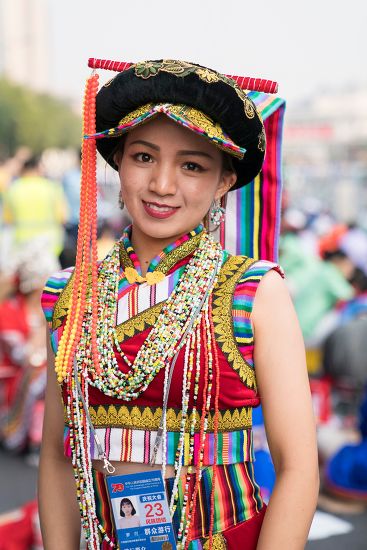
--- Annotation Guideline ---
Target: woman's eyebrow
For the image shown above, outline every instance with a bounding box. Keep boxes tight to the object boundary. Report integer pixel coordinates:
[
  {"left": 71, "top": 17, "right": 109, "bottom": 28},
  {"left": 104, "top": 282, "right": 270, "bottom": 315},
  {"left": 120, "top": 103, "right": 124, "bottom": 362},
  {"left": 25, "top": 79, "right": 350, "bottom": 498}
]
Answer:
[
  {"left": 129, "top": 139, "right": 160, "bottom": 151},
  {"left": 177, "top": 150, "right": 214, "bottom": 159}
]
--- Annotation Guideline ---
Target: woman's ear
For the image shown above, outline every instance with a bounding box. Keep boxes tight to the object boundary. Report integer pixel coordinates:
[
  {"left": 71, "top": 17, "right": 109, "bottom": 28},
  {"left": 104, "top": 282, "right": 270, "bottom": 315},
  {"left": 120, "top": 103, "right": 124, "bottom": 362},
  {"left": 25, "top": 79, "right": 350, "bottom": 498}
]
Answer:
[
  {"left": 215, "top": 171, "right": 237, "bottom": 200},
  {"left": 114, "top": 149, "right": 123, "bottom": 168}
]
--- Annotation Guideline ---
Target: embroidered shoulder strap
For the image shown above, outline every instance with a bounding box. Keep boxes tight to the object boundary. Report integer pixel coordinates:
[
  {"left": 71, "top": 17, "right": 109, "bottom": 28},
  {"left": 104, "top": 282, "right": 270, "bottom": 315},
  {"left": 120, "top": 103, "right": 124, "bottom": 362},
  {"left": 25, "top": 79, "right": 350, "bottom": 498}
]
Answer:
[
  {"left": 233, "top": 259, "right": 284, "bottom": 373},
  {"left": 41, "top": 268, "right": 74, "bottom": 347},
  {"left": 212, "top": 256, "right": 283, "bottom": 390},
  {"left": 212, "top": 255, "right": 257, "bottom": 389}
]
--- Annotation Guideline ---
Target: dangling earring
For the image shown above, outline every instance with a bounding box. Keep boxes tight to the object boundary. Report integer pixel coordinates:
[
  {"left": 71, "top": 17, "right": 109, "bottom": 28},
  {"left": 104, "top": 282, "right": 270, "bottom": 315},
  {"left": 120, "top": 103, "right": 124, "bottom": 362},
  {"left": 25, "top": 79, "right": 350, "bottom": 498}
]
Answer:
[
  {"left": 209, "top": 199, "right": 225, "bottom": 227},
  {"left": 118, "top": 190, "right": 124, "bottom": 210}
]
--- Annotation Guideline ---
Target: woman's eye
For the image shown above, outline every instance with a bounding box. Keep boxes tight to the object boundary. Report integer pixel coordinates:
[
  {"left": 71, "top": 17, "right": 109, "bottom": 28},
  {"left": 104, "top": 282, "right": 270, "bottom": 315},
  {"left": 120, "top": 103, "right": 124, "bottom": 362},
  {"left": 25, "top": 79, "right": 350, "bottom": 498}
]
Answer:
[
  {"left": 183, "top": 161, "right": 203, "bottom": 172},
  {"left": 135, "top": 152, "right": 152, "bottom": 163}
]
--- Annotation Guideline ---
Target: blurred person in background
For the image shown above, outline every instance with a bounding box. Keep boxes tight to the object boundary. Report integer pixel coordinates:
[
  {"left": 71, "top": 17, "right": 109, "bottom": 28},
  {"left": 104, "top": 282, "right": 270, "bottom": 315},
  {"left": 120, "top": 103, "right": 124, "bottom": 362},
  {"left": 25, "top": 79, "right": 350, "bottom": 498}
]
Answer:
[
  {"left": 281, "top": 219, "right": 355, "bottom": 348},
  {"left": 0, "top": 238, "right": 59, "bottom": 458},
  {"left": 323, "top": 385, "right": 367, "bottom": 504},
  {"left": 61, "top": 149, "right": 81, "bottom": 248},
  {"left": 2, "top": 155, "right": 68, "bottom": 258},
  {"left": 322, "top": 251, "right": 367, "bottom": 393}
]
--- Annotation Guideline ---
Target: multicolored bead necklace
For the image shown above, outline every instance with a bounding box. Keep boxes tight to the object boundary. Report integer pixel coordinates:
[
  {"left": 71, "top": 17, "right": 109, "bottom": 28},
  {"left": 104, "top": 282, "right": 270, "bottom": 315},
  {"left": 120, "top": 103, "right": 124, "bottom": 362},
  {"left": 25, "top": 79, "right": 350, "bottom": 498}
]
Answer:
[{"left": 75, "top": 231, "right": 222, "bottom": 400}]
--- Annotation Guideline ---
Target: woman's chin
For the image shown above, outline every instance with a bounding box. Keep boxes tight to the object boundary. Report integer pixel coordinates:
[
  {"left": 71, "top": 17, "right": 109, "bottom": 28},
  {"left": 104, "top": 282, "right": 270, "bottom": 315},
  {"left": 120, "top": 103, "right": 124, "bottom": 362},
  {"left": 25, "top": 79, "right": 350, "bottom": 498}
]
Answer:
[{"left": 133, "top": 215, "right": 198, "bottom": 241}]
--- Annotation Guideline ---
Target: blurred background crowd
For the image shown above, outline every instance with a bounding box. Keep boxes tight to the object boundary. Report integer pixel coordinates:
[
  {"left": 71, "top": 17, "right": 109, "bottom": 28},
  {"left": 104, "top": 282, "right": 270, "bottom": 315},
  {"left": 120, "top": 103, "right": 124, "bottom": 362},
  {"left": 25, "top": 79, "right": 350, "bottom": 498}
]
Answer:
[{"left": 0, "top": 0, "right": 366, "bottom": 548}]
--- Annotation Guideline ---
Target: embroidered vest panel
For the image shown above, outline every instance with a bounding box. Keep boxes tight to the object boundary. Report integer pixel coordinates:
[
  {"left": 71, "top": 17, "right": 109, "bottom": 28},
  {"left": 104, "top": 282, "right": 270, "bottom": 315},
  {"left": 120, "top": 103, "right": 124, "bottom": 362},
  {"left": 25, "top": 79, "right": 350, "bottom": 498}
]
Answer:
[{"left": 42, "top": 253, "right": 283, "bottom": 465}]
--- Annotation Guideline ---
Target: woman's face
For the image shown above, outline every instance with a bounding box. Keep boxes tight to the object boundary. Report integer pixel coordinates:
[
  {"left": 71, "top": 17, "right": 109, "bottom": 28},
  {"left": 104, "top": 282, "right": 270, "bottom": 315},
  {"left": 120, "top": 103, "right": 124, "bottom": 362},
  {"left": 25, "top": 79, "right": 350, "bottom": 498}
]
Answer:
[
  {"left": 116, "top": 115, "right": 236, "bottom": 242},
  {"left": 122, "top": 502, "right": 133, "bottom": 516}
]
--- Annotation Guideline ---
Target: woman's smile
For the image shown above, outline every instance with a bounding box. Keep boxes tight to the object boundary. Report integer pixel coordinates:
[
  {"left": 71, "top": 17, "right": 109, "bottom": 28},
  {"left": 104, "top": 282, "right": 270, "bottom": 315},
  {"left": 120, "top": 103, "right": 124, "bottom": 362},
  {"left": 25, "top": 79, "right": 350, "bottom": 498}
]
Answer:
[{"left": 142, "top": 200, "right": 180, "bottom": 219}]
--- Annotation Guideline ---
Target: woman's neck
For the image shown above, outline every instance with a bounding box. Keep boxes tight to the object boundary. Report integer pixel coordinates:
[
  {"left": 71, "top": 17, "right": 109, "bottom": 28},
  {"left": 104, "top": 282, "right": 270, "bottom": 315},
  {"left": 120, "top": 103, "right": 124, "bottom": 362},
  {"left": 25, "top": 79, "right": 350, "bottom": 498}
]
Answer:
[{"left": 130, "top": 225, "right": 185, "bottom": 275}]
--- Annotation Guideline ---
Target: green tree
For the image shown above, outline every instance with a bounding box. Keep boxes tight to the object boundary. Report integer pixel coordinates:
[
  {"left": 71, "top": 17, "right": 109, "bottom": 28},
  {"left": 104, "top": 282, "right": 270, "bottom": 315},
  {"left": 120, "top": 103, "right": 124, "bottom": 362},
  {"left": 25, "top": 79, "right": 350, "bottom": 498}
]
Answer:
[{"left": 0, "top": 79, "right": 81, "bottom": 157}]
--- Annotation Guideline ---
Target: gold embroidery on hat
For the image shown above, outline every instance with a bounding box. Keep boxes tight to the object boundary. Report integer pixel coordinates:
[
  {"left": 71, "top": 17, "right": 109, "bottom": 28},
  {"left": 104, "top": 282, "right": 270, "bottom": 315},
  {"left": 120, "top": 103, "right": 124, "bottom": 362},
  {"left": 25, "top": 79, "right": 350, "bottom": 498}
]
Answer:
[
  {"left": 134, "top": 60, "right": 196, "bottom": 79},
  {"left": 115, "top": 104, "right": 244, "bottom": 159},
  {"left": 195, "top": 68, "right": 220, "bottom": 83},
  {"left": 118, "top": 103, "right": 155, "bottom": 125},
  {"left": 133, "top": 60, "right": 223, "bottom": 87},
  {"left": 131, "top": 60, "right": 263, "bottom": 127},
  {"left": 258, "top": 129, "right": 266, "bottom": 152}
]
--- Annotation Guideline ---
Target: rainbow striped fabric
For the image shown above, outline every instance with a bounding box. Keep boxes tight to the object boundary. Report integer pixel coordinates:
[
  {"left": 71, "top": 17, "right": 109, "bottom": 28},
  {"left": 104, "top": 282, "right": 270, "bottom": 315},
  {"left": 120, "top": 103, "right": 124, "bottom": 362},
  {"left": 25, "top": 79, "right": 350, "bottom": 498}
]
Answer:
[
  {"left": 218, "top": 92, "right": 286, "bottom": 263},
  {"left": 233, "top": 260, "right": 284, "bottom": 367},
  {"left": 92, "top": 462, "right": 264, "bottom": 548},
  {"left": 64, "top": 425, "right": 255, "bottom": 466}
]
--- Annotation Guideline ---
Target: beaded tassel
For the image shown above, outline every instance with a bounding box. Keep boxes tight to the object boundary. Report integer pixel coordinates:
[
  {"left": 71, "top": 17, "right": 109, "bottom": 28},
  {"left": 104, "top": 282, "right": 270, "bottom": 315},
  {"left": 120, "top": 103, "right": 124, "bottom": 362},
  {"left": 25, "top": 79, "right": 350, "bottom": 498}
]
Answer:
[
  {"left": 208, "top": 300, "right": 220, "bottom": 549},
  {"left": 171, "top": 329, "right": 196, "bottom": 539},
  {"left": 183, "top": 306, "right": 212, "bottom": 549},
  {"left": 55, "top": 71, "right": 100, "bottom": 382},
  {"left": 61, "top": 71, "right": 115, "bottom": 549}
]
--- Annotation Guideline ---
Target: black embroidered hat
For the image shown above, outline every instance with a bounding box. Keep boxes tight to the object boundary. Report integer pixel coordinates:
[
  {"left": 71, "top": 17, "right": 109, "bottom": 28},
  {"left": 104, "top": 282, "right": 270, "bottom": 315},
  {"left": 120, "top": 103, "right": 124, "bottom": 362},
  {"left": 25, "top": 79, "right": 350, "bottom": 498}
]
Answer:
[{"left": 87, "top": 59, "right": 276, "bottom": 190}]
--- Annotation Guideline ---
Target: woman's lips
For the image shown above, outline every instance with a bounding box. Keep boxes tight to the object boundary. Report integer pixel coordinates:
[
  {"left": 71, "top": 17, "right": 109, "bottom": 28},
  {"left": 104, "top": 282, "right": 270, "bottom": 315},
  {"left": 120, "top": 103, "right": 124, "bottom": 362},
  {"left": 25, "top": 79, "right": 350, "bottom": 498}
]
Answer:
[{"left": 142, "top": 201, "right": 180, "bottom": 219}]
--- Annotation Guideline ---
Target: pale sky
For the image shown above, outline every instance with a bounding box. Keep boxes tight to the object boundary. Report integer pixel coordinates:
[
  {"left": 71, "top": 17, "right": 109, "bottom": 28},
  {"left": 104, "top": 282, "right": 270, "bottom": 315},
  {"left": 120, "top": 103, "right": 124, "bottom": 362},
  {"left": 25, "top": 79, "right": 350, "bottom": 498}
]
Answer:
[{"left": 49, "top": 0, "right": 366, "bottom": 107}]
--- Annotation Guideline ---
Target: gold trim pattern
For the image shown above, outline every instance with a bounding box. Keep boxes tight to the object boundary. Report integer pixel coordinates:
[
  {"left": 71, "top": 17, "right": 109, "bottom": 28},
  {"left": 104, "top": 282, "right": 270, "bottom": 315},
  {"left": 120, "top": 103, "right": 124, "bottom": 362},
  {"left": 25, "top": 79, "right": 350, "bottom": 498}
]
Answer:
[
  {"left": 115, "top": 302, "right": 163, "bottom": 340},
  {"left": 203, "top": 533, "right": 227, "bottom": 549},
  {"left": 258, "top": 128, "right": 266, "bottom": 152},
  {"left": 119, "top": 245, "right": 134, "bottom": 270},
  {"left": 154, "top": 232, "right": 202, "bottom": 274},
  {"left": 52, "top": 273, "right": 74, "bottom": 330},
  {"left": 66, "top": 404, "right": 252, "bottom": 432},
  {"left": 212, "top": 255, "right": 257, "bottom": 390}
]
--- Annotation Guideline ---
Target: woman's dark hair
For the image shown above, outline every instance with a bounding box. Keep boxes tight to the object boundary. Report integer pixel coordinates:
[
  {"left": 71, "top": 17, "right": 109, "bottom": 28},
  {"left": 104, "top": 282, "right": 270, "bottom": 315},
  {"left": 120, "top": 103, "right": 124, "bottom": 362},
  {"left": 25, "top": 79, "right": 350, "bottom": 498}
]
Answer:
[
  {"left": 108, "top": 135, "right": 127, "bottom": 167},
  {"left": 120, "top": 498, "right": 137, "bottom": 516}
]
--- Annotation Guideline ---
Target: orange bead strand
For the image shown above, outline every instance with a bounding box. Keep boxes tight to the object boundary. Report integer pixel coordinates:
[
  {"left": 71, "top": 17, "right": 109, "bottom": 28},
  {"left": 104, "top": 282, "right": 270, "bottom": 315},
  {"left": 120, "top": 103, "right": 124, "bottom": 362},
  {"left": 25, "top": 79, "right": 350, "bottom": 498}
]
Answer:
[{"left": 55, "top": 72, "right": 100, "bottom": 382}]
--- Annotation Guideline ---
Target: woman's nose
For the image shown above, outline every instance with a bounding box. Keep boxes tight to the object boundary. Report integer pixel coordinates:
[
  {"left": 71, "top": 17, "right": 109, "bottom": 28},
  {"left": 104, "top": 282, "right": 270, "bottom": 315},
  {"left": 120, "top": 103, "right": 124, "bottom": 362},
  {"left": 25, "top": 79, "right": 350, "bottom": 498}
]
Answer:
[{"left": 149, "top": 163, "right": 177, "bottom": 195}]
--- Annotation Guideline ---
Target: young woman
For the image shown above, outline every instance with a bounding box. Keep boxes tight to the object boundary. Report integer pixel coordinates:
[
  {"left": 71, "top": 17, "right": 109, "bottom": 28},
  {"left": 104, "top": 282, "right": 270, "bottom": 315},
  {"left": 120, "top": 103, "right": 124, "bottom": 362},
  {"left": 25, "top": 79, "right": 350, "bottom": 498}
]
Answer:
[
  {"left": 38, "top": 59, "right": 319, "bottom": 550},
  {"left": 118, "top": 499, "right": 140, "bottom": 530}
]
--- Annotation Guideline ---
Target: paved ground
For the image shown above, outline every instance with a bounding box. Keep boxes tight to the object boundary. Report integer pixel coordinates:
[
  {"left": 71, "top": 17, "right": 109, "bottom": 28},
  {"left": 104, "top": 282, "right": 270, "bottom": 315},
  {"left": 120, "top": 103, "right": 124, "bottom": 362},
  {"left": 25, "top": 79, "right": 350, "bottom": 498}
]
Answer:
[
  {"left": 0, "top": 448, "right": 38, "bottom": 514},
  {"left": 0, "top": 448, "right": 366, "bottom": 548}
]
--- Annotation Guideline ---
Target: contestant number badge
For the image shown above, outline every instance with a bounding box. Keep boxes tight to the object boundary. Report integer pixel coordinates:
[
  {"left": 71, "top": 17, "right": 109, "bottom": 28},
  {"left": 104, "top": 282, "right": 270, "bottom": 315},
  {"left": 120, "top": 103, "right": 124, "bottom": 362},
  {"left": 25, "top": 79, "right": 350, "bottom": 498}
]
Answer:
[{"left": 105, "top": 470, "right": 177, "bottom": 550}]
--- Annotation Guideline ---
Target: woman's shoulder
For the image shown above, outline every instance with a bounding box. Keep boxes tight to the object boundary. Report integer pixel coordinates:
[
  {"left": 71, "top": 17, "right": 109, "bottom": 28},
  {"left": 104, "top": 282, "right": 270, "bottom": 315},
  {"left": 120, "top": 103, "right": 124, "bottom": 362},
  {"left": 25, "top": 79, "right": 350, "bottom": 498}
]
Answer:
[
  {"left": 237, "top": 257, "right": 284, "bottom": 284},
  {"left": 41, "top": 266, "right": 74, "bottom": 324},
  {"left": 230, "top": 256, "right": 285, "bottom": 322}
]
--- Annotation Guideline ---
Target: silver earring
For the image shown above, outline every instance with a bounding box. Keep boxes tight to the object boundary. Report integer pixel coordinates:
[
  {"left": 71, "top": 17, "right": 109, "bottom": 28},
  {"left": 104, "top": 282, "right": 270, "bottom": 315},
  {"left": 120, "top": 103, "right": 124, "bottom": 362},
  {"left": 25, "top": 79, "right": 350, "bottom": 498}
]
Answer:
[
  {"left": 118, "top": 191, "right": 124, "bottom": 210},
  {"left": 209, "top": 199, "right": 225, "bottom": 226}
]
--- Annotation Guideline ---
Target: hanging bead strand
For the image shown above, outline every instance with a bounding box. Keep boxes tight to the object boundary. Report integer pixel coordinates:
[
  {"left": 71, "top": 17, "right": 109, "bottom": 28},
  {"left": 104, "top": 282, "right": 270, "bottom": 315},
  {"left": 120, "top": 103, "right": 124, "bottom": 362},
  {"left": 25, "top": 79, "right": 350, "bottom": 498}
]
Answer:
[
  {"left": 54, "top": 71, "right": 99, "bottom": 382},
  {"left": 208, "top": 299, "right": 221, "bottom": 549}
]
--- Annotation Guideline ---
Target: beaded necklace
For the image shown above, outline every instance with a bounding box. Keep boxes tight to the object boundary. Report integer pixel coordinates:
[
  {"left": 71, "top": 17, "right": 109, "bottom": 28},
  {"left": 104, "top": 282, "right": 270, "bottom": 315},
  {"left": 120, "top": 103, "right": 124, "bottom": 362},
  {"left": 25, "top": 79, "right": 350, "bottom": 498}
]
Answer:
[{"left": 75, "top": 230, "right": 222, "bottom": 400}]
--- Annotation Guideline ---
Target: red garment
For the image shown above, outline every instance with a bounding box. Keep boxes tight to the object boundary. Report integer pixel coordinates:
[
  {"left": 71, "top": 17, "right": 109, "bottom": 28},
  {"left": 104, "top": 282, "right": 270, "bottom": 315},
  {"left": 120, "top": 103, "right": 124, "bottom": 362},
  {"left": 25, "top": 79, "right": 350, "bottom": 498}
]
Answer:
[
  {"left": 0, "top": 501, "right": 39, "bottom": 550},
  {"left": 0, "top": 294, "right": 29, "bottom": 405},
  {"left": 221, "top": 505, "right": 266, "bottom": 549},
  {"left": 67, "top": 324, "right": 260, "bottom": 410}
]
